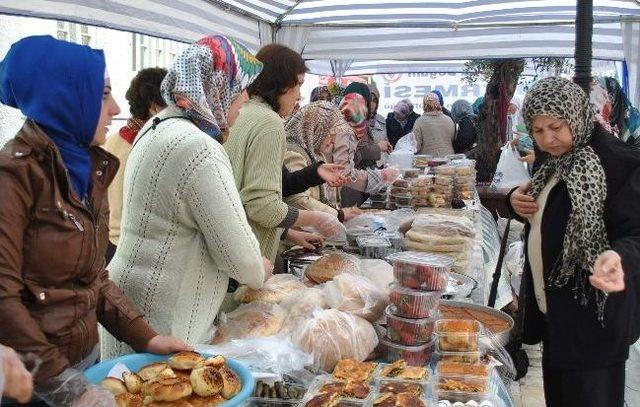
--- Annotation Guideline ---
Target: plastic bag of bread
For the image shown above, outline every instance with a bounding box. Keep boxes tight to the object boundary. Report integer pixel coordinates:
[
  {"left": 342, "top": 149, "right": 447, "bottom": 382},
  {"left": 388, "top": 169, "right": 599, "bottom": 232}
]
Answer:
[
  {"left": 359, "top": 259, "right": 394, "bottom": 295},
  {"left": 278, "top": 287, "right": 328, "bottom": 336},
  {"left": 404, "top": 230, "right": 472, "bottom": 253},
  {"left": 292, "top": 309, "right": 378, "bottom": 372},
  {"left": 211, "top": 302, "right": 287, "bottom": 344},
  {"left": 305, "top": 252, "right": 361, "bottom": 284},
  {"left": 323, "top": 274, "right": 388, "bottom": 322},
  {"left": 234, "top": 274, "right": 306, "bottom": 304},
  {"left": 410, "top": 214, "right": 475, "bottom": 237}
]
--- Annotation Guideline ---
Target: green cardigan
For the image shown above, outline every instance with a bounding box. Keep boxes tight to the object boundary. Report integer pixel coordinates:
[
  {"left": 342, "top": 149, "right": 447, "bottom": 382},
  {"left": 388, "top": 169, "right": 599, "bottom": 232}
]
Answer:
[{"left": 225, "top": 97, "right": 298, "bottom": 261}]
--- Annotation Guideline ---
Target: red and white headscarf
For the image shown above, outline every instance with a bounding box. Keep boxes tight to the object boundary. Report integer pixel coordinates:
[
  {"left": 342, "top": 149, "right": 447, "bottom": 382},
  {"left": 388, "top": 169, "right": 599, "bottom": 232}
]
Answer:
[{"left": 339, "top": 93, "right": 368, "bottom": 139}]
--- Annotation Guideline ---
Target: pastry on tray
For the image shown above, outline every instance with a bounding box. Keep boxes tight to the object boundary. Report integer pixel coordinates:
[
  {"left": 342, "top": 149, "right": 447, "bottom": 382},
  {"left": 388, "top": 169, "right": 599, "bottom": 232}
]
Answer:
[
  {"left": 332, "top": 359, "right": 377, "bottom": 382},
  {"left": 378, "top": 360, "right": 428, "bottom": 381},
  {"left": 373, "top": 392, "right": 426, "bottom": 407},
  {"left": 304, "top": 391, "right": 341, "bottom": 407},
  {"left": 379, "top": 381, "right": 423, "bottom": 397},
  {"left": 436, "top": 361, "right": 489, "bottom": 377}
]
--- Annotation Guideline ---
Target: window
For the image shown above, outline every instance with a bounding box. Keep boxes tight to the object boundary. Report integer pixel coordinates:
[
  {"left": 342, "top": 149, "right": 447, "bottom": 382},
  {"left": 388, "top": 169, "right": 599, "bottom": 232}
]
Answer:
[
  {"left": 57, "top": 31, "right": 68, "bottom": 41},
  {"left": 157, "top": 49, "right": 163, "bottom": 65},
  {"left": 81, "top": 35, "right": 91, "bottom": 46},
  {"left": 140, "top": 46, "right": 147, "bottom": 69},
  {"left": 80, "top": 25, "right": 88, "bottom": 34},
  {"left": 70, "top": 30, "right": 77, "bottom": 42},
  {"left": 57, "top": 21, "right": 65, "bottom": 29}
]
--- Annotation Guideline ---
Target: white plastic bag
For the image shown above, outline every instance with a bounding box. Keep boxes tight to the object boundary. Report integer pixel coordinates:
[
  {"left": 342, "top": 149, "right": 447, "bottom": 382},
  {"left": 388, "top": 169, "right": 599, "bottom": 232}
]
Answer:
[
  {"left": 323, "top": 273, "right": 388, "bottom": 322},
  {"left": 491, "top": 143, "right": 531, "bottom": 189},
  {"left": 394, "top": 132, "right": 417, "bottom": 153}
]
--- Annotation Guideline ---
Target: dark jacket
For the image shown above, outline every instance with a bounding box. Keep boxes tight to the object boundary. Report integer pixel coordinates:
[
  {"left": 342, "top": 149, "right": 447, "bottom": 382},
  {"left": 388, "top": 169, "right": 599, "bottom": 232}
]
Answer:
[
  {"left": 386, "top": 112, "right": 420, "bottom": 147},
  {"left": 508, "top": 124, "right": 640, "bottom": 369},
  {"left": 340, "top": 134, "right": 382, "bottom": 207},
  {"left": 453, "top": 116, "right": 479, "bottom": 154},
  {"left": 0, "top": 121, "right": 157, "bottom": 382},
  {"left": 282, "top": 162, "right": 324, "bottom": 198}
]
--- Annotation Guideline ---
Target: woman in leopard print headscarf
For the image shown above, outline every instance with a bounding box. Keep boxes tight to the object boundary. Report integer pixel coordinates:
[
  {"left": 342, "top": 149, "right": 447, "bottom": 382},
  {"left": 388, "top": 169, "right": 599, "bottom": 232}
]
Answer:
[{"left": 509, "top": 76, "right": 640, "bottom": 407}]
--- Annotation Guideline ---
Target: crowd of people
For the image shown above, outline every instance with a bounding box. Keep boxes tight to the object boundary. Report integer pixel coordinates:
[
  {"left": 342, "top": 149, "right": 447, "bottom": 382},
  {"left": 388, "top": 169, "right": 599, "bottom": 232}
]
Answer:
[{"left": 0, "top": 32, "right": 639, "bottom": 407}]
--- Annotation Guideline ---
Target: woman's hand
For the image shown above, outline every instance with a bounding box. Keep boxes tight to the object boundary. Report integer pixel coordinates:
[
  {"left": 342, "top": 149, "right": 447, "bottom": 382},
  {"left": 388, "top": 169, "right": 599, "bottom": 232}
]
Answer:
[
  {"left": 286, "top": 229, "right": 324, "bottom": 250},
  {"left": 317, "top": 164, "right": 347, "bottom": 187},
  {"left": 377, "top": 140, "right": 393, "bottom": 153},
  {"left": 510, "top": 181, "right": 538, "bottom": 219},
  {"left": 262, "top": 257, "right": 274, "bottom": 281},
  {"left": 146, "top": 335, "right": 193, "bottom": 355},
  {"left": 341, "top": 207, "right": 362, "bottom": 222},
  {"left": 380, "top": 167, "right": 401, "bottom": 183},
  {"left": 589, "top": 250, "right": 625, "bottom": 294},
  {"left": 1, "top": 345, "right": 33, "bottom": 403},
  {"left": 519, "top": 149, "right": 535, "bottom": 165}
]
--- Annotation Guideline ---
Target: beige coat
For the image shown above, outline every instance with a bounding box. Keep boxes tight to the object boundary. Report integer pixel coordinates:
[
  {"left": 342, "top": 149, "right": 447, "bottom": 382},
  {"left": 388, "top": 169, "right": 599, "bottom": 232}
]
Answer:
[
  {"left": 414, "top": 111, "right": 455, "bottom": 156},
  {"left": 104, "top": 132, "right": 132, "bottom": 245},
  {"left": 284, "top": 150, "right": 338, "bottom": 216}
]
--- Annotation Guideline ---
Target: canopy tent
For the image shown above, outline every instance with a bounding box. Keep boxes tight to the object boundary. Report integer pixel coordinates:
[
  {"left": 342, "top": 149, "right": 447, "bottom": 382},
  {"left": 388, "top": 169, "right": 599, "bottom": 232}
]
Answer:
[{"left": 1, "top": 0, "right": 639, "bottom": 104}]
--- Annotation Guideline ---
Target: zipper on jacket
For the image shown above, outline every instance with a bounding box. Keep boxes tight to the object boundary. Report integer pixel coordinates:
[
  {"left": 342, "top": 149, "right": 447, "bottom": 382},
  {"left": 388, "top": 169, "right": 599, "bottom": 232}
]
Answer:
[
  {"left": 65, "top": 211, "right": 85, "bottom": 232},
  {"left": 78, "top": 318, "right": 88, "bottom": 357}
]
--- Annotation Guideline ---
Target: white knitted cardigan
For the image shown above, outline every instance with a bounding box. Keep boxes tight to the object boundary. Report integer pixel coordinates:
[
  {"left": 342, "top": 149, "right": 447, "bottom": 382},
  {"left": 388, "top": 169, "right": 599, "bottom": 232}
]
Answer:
[{"left": 101, "top": 106, "right": 263, "bottom": 359}]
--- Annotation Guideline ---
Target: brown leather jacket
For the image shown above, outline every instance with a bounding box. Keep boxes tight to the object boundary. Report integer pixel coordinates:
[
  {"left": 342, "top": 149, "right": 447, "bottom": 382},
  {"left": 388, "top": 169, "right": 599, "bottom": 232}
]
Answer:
[{"left": 0, "top": 121, "right": 157, "bottom": 382}]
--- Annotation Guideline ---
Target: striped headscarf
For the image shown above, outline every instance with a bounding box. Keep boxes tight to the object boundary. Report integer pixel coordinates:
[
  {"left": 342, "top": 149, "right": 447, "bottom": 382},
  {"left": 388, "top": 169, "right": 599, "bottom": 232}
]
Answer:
[
  {"left": 340, "top": 92, "right": 368, "bottom": 139},
  {"left": 161, "top": 35, "right": 263, "bottom": 140},
  {"left": 285, "top": 101, "right": 344, "bottom": 163}
]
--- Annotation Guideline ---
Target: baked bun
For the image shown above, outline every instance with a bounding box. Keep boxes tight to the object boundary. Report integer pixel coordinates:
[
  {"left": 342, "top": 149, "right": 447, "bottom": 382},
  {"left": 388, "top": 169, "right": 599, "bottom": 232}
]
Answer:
[
  {"left": 145, "top": 401, "right": 194, "bottom": 407},
  {"left": 200, "top": 356, "right": 226, "bottom": 369},
  {"left": 173, "top": 369, "right": 192, "bottom": 382},
  {"left": 138, "top": 362, "right": 170, "bottom": 381},
  {"left": 187, "top": 394, "right": 225, "bottom": 406},
  {"left": 305, "top": 252, "right": 360, "bottom": 284},
  {"left": 101, "top": 377, "right": 127, "bottom": 395},
  {"left": 218, "top": 367, "right": 241, "bottom": 399},
  {"left": 122, "top": 372, "right": 143, "bottom": 394},
  {"left": 115, "top": 392, "right": 143, "bottom": 407},
  {"left": 234, "top": 274, "right": 305, "bottom": 304},
  {"left": 146, "top": 377, "right": 193, "bottom": 402},
  {"left": 169, "top": 352, "right": 205, "bottom": 370},
  {"left": 324, "top": 273, "right": 388, "bottom": 322},
  {"left": 190, "top": 367, "right": 223, "bottom": 397}
]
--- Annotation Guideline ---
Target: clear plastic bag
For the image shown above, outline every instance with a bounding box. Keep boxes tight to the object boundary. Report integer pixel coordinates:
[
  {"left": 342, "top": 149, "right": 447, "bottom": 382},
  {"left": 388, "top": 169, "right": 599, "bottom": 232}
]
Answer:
[
  {"left": 279, "top": 288, "right": 328, "bottom": 336},
  {"left": 359, "top": 259, "right": 394, "bottom": 295},
  {"left": 292, "top": 309, "right": 378, "bottom": 373},
  {"left": 344, "top": 214, "right": 386, "bottom": 232},
  {"left": 304, "top": 251, "right": 361, "bottom": 284},
  {"left": 405, "top": 230, "right": 473, "bottom": 253},
  {"left": 196, "top": 337, "right": 313, "bottom": 385},
  {"left": 234, "top": 274, "right": 306, "bottom": 304},
  {"left": 35, "top": 368, "right": 116, "bottom": 407},
  {"left": 323, "top": 273, "right": 388, "bottom": 322},
  {"left": 411, "top": 214, "right": 476, "bottom": 238},
  {"left": 394, "top": 132, "right": 417, "bottom": 153},
  {"left": 384, "top": 208, "right": 416, "bottom": 233},
  {"left": 211, "top": 302, "right": 288, "bottom": 344}
]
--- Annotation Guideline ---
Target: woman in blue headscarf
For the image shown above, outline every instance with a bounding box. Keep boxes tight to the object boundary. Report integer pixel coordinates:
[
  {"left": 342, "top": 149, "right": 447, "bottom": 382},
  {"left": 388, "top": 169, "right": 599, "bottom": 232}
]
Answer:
[
  {"left": 431, "top": 89, "right": 453, "bottom": 119},
  {"left": 0, "top": 35, "right": 188, "bottom": 405},
  {"left": 450, "top": 99, "right": 479, "bottom": 154}
]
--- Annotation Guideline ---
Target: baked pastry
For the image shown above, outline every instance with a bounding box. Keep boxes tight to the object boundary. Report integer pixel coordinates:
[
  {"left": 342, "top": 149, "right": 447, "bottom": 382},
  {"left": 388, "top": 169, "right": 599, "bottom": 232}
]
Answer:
[
  {"left": 101, "top": 377, "right": 127, "bottom": 395},
  {"left": 173, "top": 370, "right": 192, "bottom": 382},
  {"left": 438, "top": 377, "right": 486, "bottom": 393},
  {"left": 218, "top": 366, "right": 241, "bottom": 399},
  {"left": 122, "top": 372, "right": 143, "bottom": 394},
  {"left": 324, "top": 273, "right": 388, "bottom": 322},
  {"left": 211, "top": 302, "right": 286, "bottom": 344},
  {"left": 436, "top": 319, "right": 480, "bottom": 351},
  {"left": 379, "top": 360, "right": 407, "bottom": 377},
  {"left": 145, "top": 401, "right": 194, "bottom": 407},
  {"left": 115, "top": 392, "right": 144, "bottom": 407},
  {"left": 279, "top": 288, "right": 328, "bottom": 335},
  {"left": 190, "top": 367, "right": 223, "bottom": 397},
  {"left": 305, "top": 252, "right": 360, "bottom": 284},
  {"left": 146, "top": 377, "right": 193, "bottom": 402},
  {"left": 379, "top": 381, "right": 423, "bottom": 396},
  {"left": 293, "top": 309, "right": 378, "bottom": 372},
  {"left": 332, "top": 359, "right": 377, "bottom": 382},
  {"left": 234, "top": 274, "right": 306, "bottom": 304},
  {"left": 439, "top": 304, "right": 512, "bottom": 334},
  {"left": 396, "top": 393, "right": 426, "bottom": 407},
  {"left": 343, "top": 380, "right": 370, "bottom": 399},
  {"left": 187, "top": 394, "right": 225, "bottom": 406},
  {"left": 304, "top": 392, "right": 341, "bottom": 407},
  {"left": 436, "top": 361, "right": 488, "bottom": 377},
  {"left": 138, "top": 362, "right": 170, "bottom": 382},
  {"left": 395, "top": 366, "right": 428, "bottom": 381},
  {"left": 318, "top": 382, "right": 345, "bottom": 394},
  {"left": 169, "top": 352, "right": 205, "bottom": 370},
  {"left": 197, "top": 356, "right": 226, "bottom": 369}
]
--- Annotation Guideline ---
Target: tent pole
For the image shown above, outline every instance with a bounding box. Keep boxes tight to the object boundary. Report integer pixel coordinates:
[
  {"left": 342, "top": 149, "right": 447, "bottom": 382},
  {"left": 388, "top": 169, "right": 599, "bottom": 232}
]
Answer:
[{"left": 574, "top": 0, "right": 593, "bottom": 94}]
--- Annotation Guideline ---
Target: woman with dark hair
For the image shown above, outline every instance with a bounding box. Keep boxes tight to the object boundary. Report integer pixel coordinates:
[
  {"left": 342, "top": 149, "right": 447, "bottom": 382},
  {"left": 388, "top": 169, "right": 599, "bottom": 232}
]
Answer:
[
  {"left": 104, "top": 67, "right": 167, "bottom": 262},
  {"left": 451, "top": 99, "right": 478, "bottom": 154},
  {"left": 225, "top": 44, "right": 345, "bottom": 262},
  {"left": 386, "top": 99, "right": 420, "bottom": 147},
  {"left": 0, "top": 35, "right": 187, "bottom": 405},
  {"left": 509, "top": 77, "right": 640, "bottom": 407}
]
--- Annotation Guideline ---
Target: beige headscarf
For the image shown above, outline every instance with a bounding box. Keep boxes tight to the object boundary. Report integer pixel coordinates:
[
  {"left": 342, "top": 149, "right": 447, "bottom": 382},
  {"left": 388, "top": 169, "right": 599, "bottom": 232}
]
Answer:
[{"left": 423, "top": 93, "right": 442, "bottom": 113}]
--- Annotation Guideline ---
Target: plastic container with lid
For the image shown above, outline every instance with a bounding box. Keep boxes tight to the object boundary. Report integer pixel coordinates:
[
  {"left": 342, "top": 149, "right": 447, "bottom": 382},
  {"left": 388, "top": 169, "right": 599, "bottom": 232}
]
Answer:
[
  {"left": 377, "top": 231, "right": 404, "bottom": 250},
  {"left": 410, "top": 175, "right": 435, "bottom": 187},
  {"left": 346, "top": 228, "right": 375, "bottom": 247},
  {"left": 401, "top": 168, "right": 423, "bottom": 179},
  {"left": 356, "top": 236, "right": 393, "bottom": 259},
  {"left": 432, "top": 374, "right": 491, "bottom": 403},
  {"left": 374, "top": 377, "right": 429, "bottom": 398},
  {"left": 389, "top": 285, "right": 441, "bottom": 319},
  {"left": 387, "top": 251, "right": 454, "bottom": 291},
  {"left": 379, "top": 338, "right": 435, "bottom": 366},
  {"left": 392, "top": 193, "right": 413, "bottom": 208},
  {"left": 385, "top": 305, "right": 437, "bottom": 345},
  {"left": 427, "top": 158, "right": 450, "bottom": 167},
  {"left": 433, "top": 350, "right": 483, "bottom": 364},
  {"left": 435, "top": 320, "right": 482, "bottom": 352},
  {"left": 413, "top": 154, "right": 432, "bottom": 168},
  {"left": 300, "top": 375, "right": 373, "bottom": 406},
  {"left": 434, "top": 165, "right": 456, "bottom": 176}
]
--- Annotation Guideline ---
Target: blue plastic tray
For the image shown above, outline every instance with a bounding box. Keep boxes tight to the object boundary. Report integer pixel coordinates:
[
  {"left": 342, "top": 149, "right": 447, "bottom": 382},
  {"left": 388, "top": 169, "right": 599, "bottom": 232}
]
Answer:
[{"left": 84, "top": 353, "right": 255, "bottom": 407}]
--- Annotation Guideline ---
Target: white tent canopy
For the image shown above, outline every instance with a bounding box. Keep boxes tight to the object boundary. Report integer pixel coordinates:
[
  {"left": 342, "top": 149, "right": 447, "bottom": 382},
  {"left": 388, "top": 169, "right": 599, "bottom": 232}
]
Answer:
[{"left": 1, "top": 0, "right": 639, "bottom": 103}]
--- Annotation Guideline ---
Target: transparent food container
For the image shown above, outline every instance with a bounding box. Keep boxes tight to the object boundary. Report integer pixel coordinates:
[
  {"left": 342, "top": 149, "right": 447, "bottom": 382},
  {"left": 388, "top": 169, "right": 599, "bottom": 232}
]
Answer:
[
  {"left": 433, "top": 350, "right": 483, "bottom": 364},
  {"left": 389, "top": 285, "right": 441, "bottom": 319},
  {"left": 356, "top": 236, "right": 393, "bottom": 259},
  {"left": 346, "top": 228, "right": 375, "bottom": 247},
  {"left": 300, "top": 375, "right": 373, "bottom": 406},
  {"left": 427, "top": 158, "right": 450, "bottom": 167},
  {"left": 379, "top": 338, "right": 435, "bottom": 366},
  {"left": 413, "top": 154, "right": 432, "bottom": 168},
  {"left": 391, "top": 193, "right": 413, "bottom": 208},
  {"left": 385, "top": 305, "right": 436, "bottom": 345},
  {"left": 387, "top": 251, "right": 454, "bottom": 291},
  {"left": 435, "top": 320, "right": 482, "bottom": 352},
  {"left": 401, "top": 168, "right": 423, "bottom": 179},
  {"left": 377, "top": 231, "right": 404, "bottom": 250},
  {"left": 432, "top": 374, "right": 491, "bottom": 403}
]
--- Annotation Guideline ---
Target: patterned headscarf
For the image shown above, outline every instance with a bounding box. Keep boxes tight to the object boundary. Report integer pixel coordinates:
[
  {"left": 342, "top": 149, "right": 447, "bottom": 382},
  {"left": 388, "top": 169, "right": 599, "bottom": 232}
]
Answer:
[
  {"left": 340, "top": 93, "right": 368, "bottom": 139},
  {"left": 310, "top": 86, "right": 331, "bottom": 103},
  {"left": 285, "top": 101, "right": 344, "bottom": 163},
  {"left": 524, "top": 76, "right": 609, "bottom": 320},
  {"left": 394, "top": 99, "right": 414, "bottom": 123},
  {"left": 423, "top": 93, "right": 442, "bottom": 113},
  {"left": 451, "top": 99, "right": 474, "bottom": 123},
  {"left": 161, "top": 35, "right": 263, "bottom": 140}
]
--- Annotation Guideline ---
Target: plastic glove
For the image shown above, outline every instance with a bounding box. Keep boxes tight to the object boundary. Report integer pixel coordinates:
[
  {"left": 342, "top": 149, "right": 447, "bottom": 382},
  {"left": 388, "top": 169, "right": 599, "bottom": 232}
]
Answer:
[
  {"left": 73, "top": 386, "right": 117, "bottom": 407},
  {"left": 311, "top": 211, "right": 347, "bottom": 242},
  {"left": 0, "top": 345, "right": 33, "bottom": 403},
  {"left": 36, "top": 368, "right": 116, "bottom": 407},
  {"left": 380, "top": 167, "right": 401, "bottom": 183}
]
